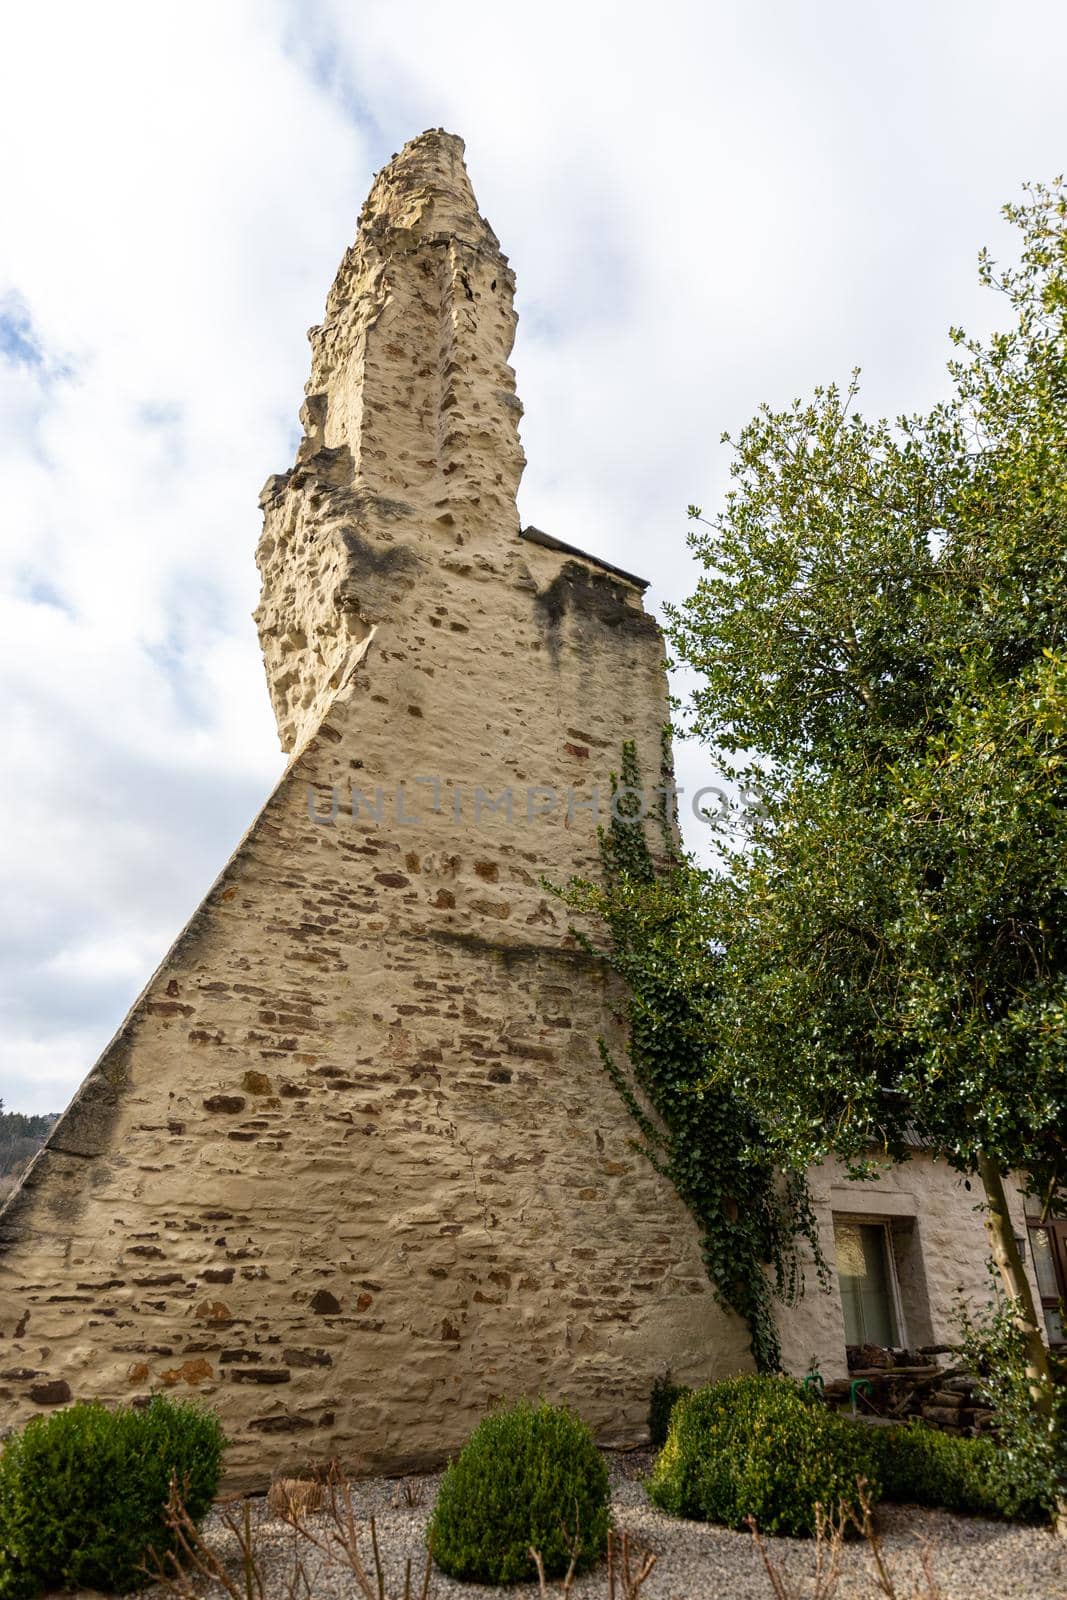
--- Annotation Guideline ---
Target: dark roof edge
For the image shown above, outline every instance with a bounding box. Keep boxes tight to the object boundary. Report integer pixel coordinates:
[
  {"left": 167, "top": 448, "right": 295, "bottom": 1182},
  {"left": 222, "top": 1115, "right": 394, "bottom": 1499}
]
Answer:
[{"left": 519, "top": 526, "right": 650, "bottom": 592}]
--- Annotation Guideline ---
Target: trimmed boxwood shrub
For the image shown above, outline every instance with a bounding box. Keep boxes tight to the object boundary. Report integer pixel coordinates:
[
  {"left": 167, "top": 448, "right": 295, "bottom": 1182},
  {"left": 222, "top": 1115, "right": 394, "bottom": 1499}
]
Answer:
[
  {"left": 649, "top": 1374, "right": 691, "bottom": 1450},
  {"left": 428, "top": 1400, "right": 611, "bottom": 1584},
  {"left": 648, "top": 1374, "right": 880, "bottom": 1537},
  {"left": 872, "top": 1419, "right": 1035, "bottom": 1521},
  {"left": 0, "top": 1396, "right": 225, "bottom": 1598}
]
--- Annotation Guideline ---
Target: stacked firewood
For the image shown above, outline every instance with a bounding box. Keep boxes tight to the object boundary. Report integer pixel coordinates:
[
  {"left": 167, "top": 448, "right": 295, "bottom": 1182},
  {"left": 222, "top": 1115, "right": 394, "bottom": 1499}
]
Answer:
[
  {"left": 821, "top": 1346, "right": 996, "bottom": 1436},
  {"left": 913, "top": 1373, "right": 997, "bottom": 1436}
]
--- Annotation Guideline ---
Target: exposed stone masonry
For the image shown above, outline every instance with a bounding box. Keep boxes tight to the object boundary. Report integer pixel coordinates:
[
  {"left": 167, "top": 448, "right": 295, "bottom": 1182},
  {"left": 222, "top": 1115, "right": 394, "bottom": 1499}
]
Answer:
[{"left": 0, "top": 131, "right": 748, "bottom": 1486}]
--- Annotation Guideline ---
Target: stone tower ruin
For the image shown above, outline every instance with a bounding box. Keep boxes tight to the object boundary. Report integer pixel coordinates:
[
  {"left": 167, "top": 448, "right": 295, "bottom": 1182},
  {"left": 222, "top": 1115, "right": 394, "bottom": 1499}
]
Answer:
[{"left": 0, "top": 131, "right": 746, "bottom": 1483}]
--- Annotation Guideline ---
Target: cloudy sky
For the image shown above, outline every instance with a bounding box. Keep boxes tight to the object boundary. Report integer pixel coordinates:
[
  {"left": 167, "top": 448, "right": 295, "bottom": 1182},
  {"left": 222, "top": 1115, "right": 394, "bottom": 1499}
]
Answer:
[{"left": 0, "top": 1, "right": 1064, "bottom": 1113}]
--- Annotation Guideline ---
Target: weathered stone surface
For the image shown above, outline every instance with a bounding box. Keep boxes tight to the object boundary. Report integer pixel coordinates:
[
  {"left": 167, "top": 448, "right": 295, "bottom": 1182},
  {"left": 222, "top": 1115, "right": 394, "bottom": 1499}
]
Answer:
[
  {"left": 247, "top": 1414, "right": 315, "bottom": 1435},
  {"left": 159, "top": 1358, "right": 214, "bottom": 1388},
  {"left": 28, "top": 1379, "right": 72, "bottom": 1405},
  {"left": 0, "top": 130, "right": 748, "bottom": 1487},
  {"left": 284, "top": 1348, "right": 332, "bottom": 1368},
  {"left": 308, "top": 1290, "right": 342, "bottom": 1316}
]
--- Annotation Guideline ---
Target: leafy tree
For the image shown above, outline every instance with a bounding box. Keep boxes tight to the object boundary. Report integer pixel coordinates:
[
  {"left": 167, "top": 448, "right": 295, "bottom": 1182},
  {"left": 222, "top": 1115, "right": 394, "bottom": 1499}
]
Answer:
[
  {"left": 666, "top": 181, "right": 1066, "bottom": 1431},
  {"left": 0, "top": 1102, "right": 58, "bottom": 1182}
]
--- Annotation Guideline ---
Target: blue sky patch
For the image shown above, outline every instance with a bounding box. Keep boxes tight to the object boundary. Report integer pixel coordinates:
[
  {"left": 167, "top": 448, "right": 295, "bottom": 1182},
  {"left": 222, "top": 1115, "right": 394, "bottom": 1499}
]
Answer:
[
  {"left": 139, "top": 401, "right": 183, "bottom": 428},
  {"left": 0, "top": 297, "right": 44, "bottom": 367},
  {"left": 14, "top": 568, "right": 76, "bottom": 617}
]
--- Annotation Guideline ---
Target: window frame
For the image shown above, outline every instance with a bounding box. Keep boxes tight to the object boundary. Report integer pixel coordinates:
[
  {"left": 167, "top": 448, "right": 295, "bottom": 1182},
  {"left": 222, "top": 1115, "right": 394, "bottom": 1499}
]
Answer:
[
  {"left": 832, "top": 1214, "right": 908, "bottom": 1351},
  {"left": 1027, "top": 1219, "right": 1067, "bottom": 1348}
]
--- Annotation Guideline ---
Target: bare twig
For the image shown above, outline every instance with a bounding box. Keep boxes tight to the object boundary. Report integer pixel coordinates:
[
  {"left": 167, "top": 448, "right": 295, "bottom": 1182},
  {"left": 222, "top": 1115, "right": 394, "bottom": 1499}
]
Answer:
[
  {"left": 747, "top": 1508, "right": 844, "bottom": 1600},
  {"left": 145, "top": 1464, "right": 433, "bottom": 1600},
  {"left": 748, "top": 1482, "right": 946, "bottom": 1600},
  {"left": 391, "top": 1477, "right": 425, "bottom": 1509},
  {"left": 747, "top": 1515, "right": 794, "bottom": 1600},
  {"left": 281, "top": 1513, "right": 313, "bottom": 1600},
  {"left": 608, "top": 1529, "right": 658, "bottom": 1599},
  {"left": 845, "top": 1480, "right": 898, "bottom": 1597},
  {"left": 529, "top": 1517, "right": 579, "bottom": 1596},
  {"left": 529, "top": 1544, "right": 573, "bottom": 1598},
  {"left": 916, "top": 1542, "right": 945, "bottom": 1600},
  {"left": 147, "top": 1476, "right": 269, "bottom": 1600}
]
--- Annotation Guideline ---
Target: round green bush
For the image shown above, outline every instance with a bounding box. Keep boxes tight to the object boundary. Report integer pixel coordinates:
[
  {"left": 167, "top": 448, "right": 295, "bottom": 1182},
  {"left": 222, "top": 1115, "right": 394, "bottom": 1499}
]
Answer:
[
  {"left": 648, "top": 1374, "right": 881, "bottom": 1537},
  {"left": 648, "top": 1374, "right": 691, "bottom": 1449},
  {"left": 428, "top": 1399, "right": 611, "bottom": 1584},
  {"left": 872, "top": 1419, "right": 1025, "bottom": 1520},
  {"left": 0, "top": 1396, "right": 225, "bottom": 1597}
]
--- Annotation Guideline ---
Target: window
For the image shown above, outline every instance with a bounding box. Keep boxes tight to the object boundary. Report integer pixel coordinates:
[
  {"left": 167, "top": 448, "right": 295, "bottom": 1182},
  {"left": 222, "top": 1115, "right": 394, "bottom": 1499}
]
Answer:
[
  {"left": 1028, "top": 1221, "right": 1067, "bottom": 1347},
  {"left": 834, "top": 1218, "right": 901, "bottom": 1347}
]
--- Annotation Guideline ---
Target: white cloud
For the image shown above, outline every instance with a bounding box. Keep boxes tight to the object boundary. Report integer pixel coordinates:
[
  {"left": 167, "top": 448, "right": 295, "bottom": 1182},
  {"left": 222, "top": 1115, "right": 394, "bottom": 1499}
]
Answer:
[
  {"left": 0, "top": 0, "right": 366, "bottom": 1110},
  {"left": 1, "top": 0, "right": 1065, "bottom": 1109}
]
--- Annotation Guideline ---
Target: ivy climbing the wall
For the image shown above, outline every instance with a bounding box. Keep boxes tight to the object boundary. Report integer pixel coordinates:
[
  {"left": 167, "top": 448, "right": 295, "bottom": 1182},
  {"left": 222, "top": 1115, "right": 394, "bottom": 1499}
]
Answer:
[{"left": 554, "top": 738, "right": 825, "bottom": 1373}]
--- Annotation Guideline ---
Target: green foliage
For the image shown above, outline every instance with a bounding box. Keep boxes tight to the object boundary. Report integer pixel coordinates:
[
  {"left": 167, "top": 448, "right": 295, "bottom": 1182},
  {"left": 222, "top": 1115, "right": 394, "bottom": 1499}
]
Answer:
[
  {"left": 648, "top": 1373, "right": 691, "bottom": 1449},
  {"left": 660, "top": 182, "right": 1067, "bottom": 1444},
  {"left": 665, "top": 177, "right": 1067, "bottom": 1219},
  {"left": 872, "top": 1421, "right": 1009, "bottom": 1518},
  {"left": 555, "top": 740, "right": 827, "bottom": 1373},
  {"left": 648, "top": 1375, "right": 880, "bottom": 1537},
  {"left": 954, "top": 1289, "right": 1067, "bottom": 1521},
  {"left": 0, "top": 1397, "right": 225, "bottom": 1597},
  {"left": 427, "top": 1400, "right": 611, "bottom": 1585}
]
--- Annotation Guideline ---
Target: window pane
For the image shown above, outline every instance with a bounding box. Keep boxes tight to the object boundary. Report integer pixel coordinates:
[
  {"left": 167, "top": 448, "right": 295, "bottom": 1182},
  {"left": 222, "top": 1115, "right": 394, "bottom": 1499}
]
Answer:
[
  {"left": 834, "top": 1220, "right": 898, "bottom": 1347},
  {"left": 1030, "top": 1227, "right": 1060, "bottom": 1300},
  {"left": 1043, "top": 1306, "right": 1065, "bottom": 1345}
]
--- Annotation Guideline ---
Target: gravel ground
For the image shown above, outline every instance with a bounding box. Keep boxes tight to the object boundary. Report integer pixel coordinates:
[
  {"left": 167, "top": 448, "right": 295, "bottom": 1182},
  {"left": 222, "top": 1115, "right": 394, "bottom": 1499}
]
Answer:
[{"left": 140, "top": 1449, "right": 1067, "bottom": 1600}]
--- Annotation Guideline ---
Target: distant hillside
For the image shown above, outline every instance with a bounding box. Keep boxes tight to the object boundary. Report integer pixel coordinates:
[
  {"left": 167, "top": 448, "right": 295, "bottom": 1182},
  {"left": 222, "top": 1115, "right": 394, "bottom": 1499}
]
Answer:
[{"left": 0, "top": 1106, "right": 59, "bottom": 1199}]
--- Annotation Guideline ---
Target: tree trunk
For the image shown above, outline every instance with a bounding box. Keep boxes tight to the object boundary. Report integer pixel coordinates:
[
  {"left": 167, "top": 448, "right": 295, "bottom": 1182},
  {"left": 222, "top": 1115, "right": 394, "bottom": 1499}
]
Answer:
[
  {"left": 976, "top": 1153, "right": 1053, "bottom": 1406},
  {"left": 976, "top": 1155, "right": 1066, "bottom": 1536}
]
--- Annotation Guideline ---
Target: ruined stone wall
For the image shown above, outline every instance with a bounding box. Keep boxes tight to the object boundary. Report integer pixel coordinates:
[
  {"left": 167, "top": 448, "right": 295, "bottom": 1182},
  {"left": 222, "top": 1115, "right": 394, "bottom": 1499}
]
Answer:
[
  {"left": 255, "top": 130, "right": 526, "bottom": 757},
  {"left": 0, "top": 132, "right": 749, "bottom": 1485}
]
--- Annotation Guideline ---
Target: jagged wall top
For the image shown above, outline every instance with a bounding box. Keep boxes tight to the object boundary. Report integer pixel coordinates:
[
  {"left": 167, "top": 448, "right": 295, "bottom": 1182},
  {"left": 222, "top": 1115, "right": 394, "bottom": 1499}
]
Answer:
[
  {"left": 255, "top": 130, "right": 526, "bottom": 752},
  {"left": 354, "top": 129, "right": 500, "bottom": 249}
]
